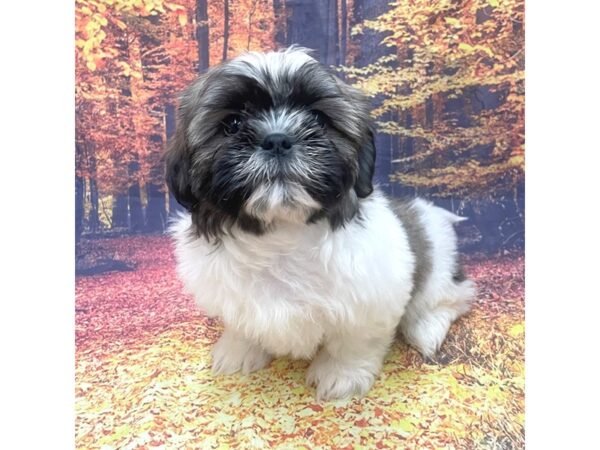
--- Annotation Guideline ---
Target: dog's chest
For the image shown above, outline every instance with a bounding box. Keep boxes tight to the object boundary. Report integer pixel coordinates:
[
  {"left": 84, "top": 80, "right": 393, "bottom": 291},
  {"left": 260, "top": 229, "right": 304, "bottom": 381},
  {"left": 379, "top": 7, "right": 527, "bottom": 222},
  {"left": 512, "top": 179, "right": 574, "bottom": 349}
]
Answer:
[
  {"left": 215, "top": 227, "right": 337, "bottom": 307},
  {"left": 201, "top": 231, "right": 336, "bottom": 357}
]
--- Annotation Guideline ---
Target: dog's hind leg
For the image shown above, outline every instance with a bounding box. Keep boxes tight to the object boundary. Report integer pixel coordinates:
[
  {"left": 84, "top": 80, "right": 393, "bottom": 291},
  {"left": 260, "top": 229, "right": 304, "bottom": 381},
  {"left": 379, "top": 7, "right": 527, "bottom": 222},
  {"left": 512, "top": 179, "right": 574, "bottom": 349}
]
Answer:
[{"left": 399, "top": 278, "right": 476, "bottom": 359}]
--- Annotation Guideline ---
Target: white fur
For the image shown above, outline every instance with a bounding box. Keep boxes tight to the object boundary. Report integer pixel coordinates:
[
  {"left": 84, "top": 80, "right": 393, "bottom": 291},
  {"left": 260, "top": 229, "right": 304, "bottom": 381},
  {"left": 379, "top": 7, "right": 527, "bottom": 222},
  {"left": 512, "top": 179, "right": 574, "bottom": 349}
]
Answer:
[
  {"left": 171, "top": 191, "right": 474, "bottom": 400},
  {"left": 244, "top": 181, "right": 321, "bottom": 224},
  {"left": 226, "top": 46, "right": 316, "bottom": 89}
]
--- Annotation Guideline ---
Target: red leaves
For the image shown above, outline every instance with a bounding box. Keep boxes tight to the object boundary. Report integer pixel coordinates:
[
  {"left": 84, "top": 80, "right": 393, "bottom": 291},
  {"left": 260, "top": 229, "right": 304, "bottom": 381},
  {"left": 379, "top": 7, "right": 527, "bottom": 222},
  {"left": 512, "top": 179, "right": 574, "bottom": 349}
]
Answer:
[
  {"left": 354, "top": 418, "right": 369, "bottom": 427},
  {"left": 76, "top": 236, "right": 203, "bottom": 356},
  {"left": 463, "top": 253, "right": 524, "bottom": 316}
]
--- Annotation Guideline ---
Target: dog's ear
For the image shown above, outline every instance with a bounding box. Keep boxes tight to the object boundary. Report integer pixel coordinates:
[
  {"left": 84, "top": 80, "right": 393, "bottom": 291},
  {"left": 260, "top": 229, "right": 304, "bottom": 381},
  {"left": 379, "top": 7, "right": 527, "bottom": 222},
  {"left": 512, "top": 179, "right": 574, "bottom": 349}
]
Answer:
[
  {"left": 165, "top": 119, "right": 197, "bottom": 211},
  {"left": 331, "top": 75, "right": 376, "bottom": 198},
  {"left": 354, "top": 129, "right": 376, "bottom": 198},
  {"left": 165, "top": 69, "right": 219, "bottom": 212}
]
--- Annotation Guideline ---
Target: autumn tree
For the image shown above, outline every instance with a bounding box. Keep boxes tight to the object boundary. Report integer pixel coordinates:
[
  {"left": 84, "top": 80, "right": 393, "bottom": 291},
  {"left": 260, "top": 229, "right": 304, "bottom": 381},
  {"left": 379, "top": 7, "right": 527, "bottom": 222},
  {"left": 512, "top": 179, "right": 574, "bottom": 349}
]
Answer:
[
  {"left": 76, "top": 0, "right": 198, "bottom": 233},
  {"left": 346, "top": 0, "right": 524, "bottom": 200}
]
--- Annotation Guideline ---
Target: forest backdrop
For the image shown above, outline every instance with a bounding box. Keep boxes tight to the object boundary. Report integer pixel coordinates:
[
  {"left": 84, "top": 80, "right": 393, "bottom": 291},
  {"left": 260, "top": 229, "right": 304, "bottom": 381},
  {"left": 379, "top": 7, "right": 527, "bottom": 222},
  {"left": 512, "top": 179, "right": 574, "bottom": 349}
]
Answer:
[
  {"left": 75, "top": 0, "right": 524, "bottom": 254},
  {"left": 75, "top": 3, "right": 525, "bottom": 445}
]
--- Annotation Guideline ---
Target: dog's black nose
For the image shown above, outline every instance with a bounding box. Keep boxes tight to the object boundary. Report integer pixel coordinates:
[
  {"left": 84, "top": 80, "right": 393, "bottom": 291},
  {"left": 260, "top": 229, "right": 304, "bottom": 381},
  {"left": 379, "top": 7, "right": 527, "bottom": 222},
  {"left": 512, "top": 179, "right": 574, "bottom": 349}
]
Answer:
[{"left": 261, "top": 133, "right": 293, "bottom": 155}]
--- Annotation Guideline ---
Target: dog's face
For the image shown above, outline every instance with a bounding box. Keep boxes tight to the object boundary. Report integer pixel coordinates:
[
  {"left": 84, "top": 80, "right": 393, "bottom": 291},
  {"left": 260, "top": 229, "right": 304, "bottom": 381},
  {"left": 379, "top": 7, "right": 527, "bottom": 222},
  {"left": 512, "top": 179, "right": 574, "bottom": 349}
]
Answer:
[{"left": 166, "top": 47, "right": 375, "bottom": 239}]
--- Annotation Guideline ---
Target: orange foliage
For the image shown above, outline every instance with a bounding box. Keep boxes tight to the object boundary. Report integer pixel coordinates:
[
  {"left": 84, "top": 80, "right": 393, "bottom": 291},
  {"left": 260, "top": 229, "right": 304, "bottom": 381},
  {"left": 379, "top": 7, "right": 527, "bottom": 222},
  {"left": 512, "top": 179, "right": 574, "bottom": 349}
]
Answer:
[{"left": 75, "top": 0, "right": 278, "bottom": 215}]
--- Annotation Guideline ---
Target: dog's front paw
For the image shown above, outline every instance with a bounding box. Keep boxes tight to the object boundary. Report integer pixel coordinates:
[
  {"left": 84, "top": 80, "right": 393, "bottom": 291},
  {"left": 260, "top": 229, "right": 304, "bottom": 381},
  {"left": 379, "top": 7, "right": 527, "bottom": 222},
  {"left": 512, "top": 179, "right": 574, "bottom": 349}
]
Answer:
[
  {"left": 306, "top": 350, "right": 376, "bottom": 401},
  {"left": 211, "top": 330, "right": 272, "bottom": 375}
]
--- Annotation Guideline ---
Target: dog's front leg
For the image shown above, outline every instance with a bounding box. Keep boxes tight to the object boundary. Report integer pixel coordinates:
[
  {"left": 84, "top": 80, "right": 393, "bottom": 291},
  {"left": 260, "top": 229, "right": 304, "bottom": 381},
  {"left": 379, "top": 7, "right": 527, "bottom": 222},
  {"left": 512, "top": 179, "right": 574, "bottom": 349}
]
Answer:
[
  {"left": 211, "top": 328, "right": 272, "bottom": 375},
  {"left": 306, "top": 325, "right": 395, "bottom": 401}
]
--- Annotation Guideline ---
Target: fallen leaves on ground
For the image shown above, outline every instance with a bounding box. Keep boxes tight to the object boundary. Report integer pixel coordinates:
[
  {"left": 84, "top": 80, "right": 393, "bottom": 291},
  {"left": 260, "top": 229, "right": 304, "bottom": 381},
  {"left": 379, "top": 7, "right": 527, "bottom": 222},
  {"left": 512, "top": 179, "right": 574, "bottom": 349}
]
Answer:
[{"left": 76, "top": 236, "right": 524, "bottom": 449}]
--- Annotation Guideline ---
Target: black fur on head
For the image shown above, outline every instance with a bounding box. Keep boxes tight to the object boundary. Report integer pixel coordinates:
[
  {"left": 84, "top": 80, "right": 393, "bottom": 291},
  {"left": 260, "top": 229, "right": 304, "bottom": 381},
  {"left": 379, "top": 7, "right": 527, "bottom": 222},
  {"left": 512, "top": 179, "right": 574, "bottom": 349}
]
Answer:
[{"left": 165, "top": 47, "right": 376, "bottom": 240}]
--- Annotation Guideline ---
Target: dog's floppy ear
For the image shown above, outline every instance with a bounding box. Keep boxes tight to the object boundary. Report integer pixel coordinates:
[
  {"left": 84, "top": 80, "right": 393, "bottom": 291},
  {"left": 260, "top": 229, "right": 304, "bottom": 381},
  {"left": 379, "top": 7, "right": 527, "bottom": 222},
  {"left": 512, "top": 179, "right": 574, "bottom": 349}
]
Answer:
[
  {"left": 331, "top": 75, "right": 376, "bottom": 198},
  {"left": 165, "top": 120, "right": 197, "bottom": 211},
  {"left": 354, "top": 129, "right": 376, "bottom": 198}
]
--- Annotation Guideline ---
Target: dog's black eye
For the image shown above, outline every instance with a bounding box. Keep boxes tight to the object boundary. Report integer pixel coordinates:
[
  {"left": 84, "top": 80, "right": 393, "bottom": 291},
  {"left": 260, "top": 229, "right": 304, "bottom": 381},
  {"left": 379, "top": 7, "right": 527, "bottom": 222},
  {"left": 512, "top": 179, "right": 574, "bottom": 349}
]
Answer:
[
  {"left": 311, "top": 110, "right": 328, "bottom": 128},
  {"left": 223, "top": 114, "right": 243, "bottom": 135}
]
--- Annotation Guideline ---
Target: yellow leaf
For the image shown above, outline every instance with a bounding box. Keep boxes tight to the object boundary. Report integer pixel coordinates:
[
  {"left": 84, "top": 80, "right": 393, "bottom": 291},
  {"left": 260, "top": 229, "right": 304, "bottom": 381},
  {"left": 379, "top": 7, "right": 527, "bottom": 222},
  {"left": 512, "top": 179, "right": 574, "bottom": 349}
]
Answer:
[
  {"left": 177, "top": 11, "right": 187, "bottom": 27},
  {"left": 458, "top": 43, "right": 474, "bottom": 53},
  {"left": 509, "top": 323, "right": 524, "bottom": 337},
  {"left": 390, "top": 418, "right": 416, "bottom": 437},
  {"left": 445, "top": 17, "right": 461, "bottom": 27},
  {"left": 509, "top": 155, "right": 525, "bottom": 166},
  {"left": 166, "top": 3, "right": 185, "bottom": 11},
  {"left": 86, "top": 60, "right": 96, "bottom": 71},
  {"left": 489, "top": 0, "right": 499, "bottom": 7}
]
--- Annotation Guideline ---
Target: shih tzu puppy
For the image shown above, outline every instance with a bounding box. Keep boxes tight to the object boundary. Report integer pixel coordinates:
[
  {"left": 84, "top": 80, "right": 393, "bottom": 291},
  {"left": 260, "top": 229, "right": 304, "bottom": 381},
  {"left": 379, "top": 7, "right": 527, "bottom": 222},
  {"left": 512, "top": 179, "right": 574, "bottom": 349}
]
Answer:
[{"left": 167, "top": 47, "right": 476, "bottom": 401}]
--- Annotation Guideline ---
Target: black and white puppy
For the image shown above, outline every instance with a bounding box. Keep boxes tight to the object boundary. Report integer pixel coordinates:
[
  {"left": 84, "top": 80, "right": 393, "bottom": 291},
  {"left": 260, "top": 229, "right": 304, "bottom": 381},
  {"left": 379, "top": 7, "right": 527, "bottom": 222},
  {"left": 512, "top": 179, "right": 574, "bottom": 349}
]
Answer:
[{"left": 167, "top": 47, "right": 475, "bottom": 401}]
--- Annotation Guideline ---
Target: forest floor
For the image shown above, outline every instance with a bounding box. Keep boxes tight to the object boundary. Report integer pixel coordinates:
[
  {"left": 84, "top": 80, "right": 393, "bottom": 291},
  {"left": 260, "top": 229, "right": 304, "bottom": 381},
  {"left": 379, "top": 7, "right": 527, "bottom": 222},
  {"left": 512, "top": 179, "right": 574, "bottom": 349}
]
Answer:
[{"left": 75, "top": 236, "right": 524, "bottom": 450}]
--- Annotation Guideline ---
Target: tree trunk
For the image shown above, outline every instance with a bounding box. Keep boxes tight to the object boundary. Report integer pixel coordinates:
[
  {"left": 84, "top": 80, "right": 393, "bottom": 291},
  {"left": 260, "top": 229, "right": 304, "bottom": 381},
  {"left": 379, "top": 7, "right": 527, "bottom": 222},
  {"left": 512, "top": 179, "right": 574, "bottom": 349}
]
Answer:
[
  {"left": 165, "top": 103, "right": 183, "bottom": 216},
  {"left": 340, "top": 0, "right": 347, "bottom": 66},
  {"left": 396, "top": 49, "right": 418, "bottom": 197},
  {"left": 400, "top": 111, "right": 415, "bottom": 197},
  {"left": 145, "top": 134, "right": 167, "bottom": 232},
  {"left": 75, "top": 175, "right": 84, "bottom": 247},
  {"left": 247, "top": 0, "right": 259, "bottom": 50},
  {"left": 285, "top": 0, "right": 330, "bottom": 62},
  {"left": 112, "top": 194, "right": 129, "bottom": 229},
  {"left": 425, "top": 64, "right": 434, "bottom": 129},
  {"left": 389, "top": 108, "right": 399, "bottom": 197},
  {"left": 196, "top": 0, "right": 209, "bottom": 72},
  {"left": 86, "top": 142, "right": 101, "bottom": 234},
  {"left": 273, "top": 0, "right": 286, "bottom": 47},
  {"left": 325, "top": 0, "right": 339, "bottom": 65},
  {"left": 127, "top": 161, "right": 144, "bottom": 232},
  {"left": 89, "top": 180, "right": 101, "bottom": 233},
  {"left": 145, "top": 180, "right": 166, "bottom": 232},
  {"left": 223, "top": 0, "right": 229, "bottom": 61}
]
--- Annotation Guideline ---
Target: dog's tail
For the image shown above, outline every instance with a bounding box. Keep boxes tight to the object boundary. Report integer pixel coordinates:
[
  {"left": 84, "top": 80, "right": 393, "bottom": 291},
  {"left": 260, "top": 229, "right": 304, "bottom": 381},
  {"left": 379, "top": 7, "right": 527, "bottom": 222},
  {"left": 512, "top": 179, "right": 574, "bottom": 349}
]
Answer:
[{"left": 441, "top": 209, "right": 469, "bottom": 225}]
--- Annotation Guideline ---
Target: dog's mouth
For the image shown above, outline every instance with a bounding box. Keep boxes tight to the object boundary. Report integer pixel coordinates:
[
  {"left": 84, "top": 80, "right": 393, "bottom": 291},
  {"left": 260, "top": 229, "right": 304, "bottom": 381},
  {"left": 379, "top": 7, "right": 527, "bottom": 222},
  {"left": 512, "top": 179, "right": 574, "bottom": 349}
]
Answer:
[{"left": 243, "top": 180, "right": 320, "bottom": 224}]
